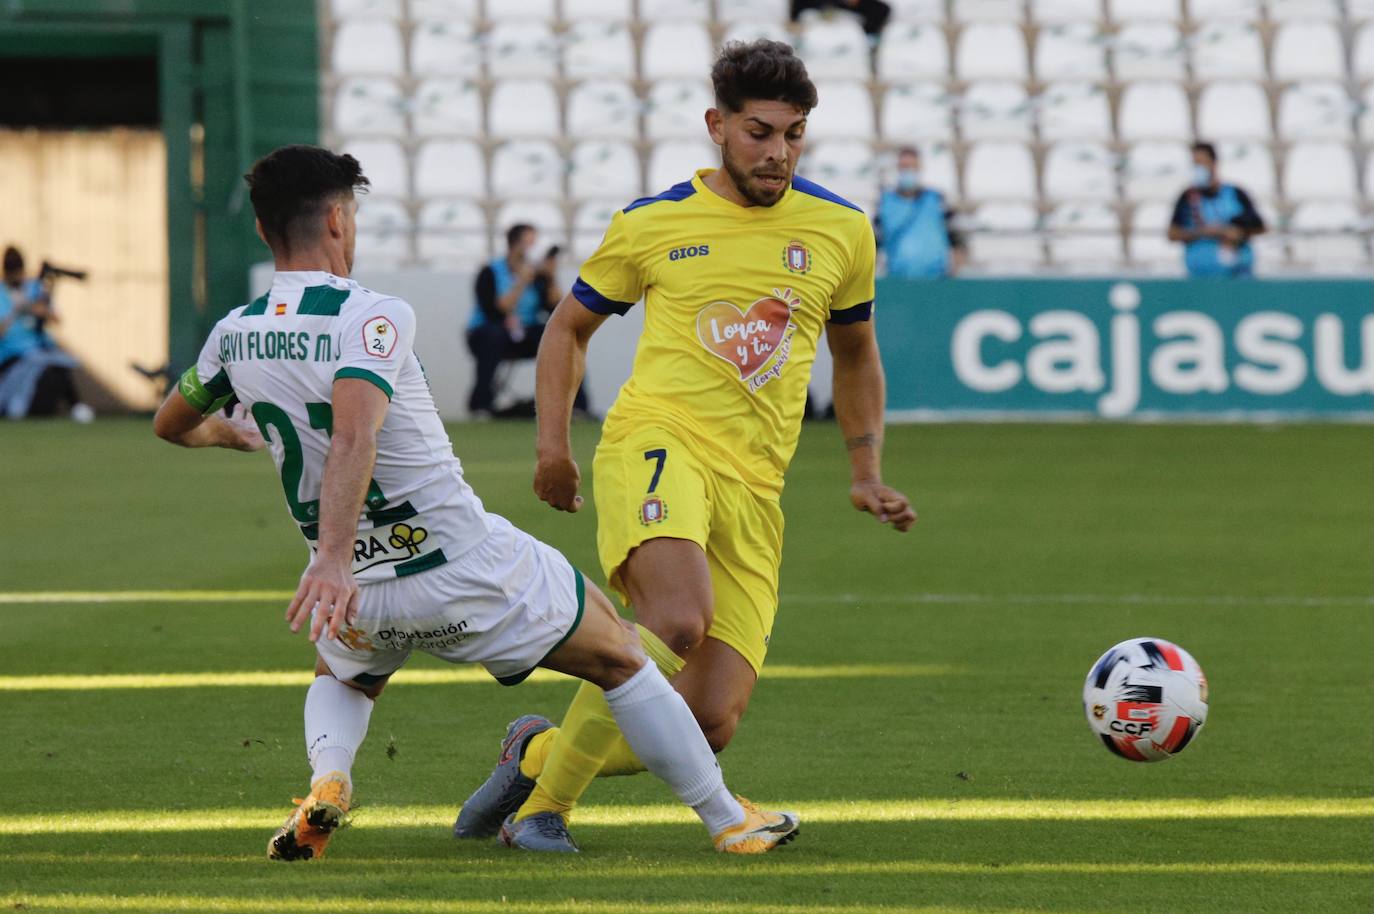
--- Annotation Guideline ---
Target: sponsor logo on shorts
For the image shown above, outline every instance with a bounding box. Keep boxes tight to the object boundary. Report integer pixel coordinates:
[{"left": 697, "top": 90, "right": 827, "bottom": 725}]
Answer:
[
  {"left": 639, "top": 495, "right": 668, "bottom": 526},
  {"left": 349, "top": 522, "right": 432, "bottom": 572},
  {"left": 370, "top": 619, "right": 471, "bottom": 651}
]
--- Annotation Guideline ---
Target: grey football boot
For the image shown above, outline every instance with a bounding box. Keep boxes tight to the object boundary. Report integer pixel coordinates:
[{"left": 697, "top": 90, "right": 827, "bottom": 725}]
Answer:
[
  {"left": 453, "top": 714, "right": 553, "bottom": 839},
  {"left": 499, "top": 810, "right": 580, "bottom": 852}
]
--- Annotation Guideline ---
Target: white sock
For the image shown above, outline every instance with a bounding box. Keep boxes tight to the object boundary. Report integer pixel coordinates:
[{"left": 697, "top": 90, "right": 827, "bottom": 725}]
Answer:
[
  {"left": 304, "top": 675, "right": 373, "bottom": 786},
  {"left": 602, "top": 662, "right": 746, "bottom": 835}
]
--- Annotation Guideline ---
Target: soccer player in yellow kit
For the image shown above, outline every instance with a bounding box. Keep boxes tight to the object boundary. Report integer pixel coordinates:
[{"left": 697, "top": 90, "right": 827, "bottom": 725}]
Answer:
[{"left": 455, "top": 39, "right": 916, "bottom": 852}]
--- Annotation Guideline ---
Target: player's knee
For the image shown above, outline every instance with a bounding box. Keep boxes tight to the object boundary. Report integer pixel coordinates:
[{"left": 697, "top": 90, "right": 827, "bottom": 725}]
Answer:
[
  {"left": 699, "top": 710, "right": 740, "bottom": 754},
  {"left": 655, "top": 613, "right": 711, "bottom": 657},
  {"left": 588, "top": 638, "right": 649, "bottom": 691}
]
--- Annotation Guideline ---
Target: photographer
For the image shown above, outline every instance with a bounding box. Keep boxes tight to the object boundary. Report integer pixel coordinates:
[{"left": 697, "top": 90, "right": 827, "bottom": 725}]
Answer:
[
  {"left": 466, "top": 224, "right": 589, "bottom": 418},
  {"left": 0, "top": 246, "right": 91, "bottom": 421}
]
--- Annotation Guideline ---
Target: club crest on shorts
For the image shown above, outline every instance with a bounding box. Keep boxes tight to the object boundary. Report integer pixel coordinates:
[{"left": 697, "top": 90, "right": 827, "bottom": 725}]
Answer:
[
  {"left": 339, "top": 626, "right": 374, "bottom": 652},
  {"left": 639, "top": 495, "right": 668, "bottom": 526},
  {"left": 782, "top": 239, "right": 811, "bottom": 275}
]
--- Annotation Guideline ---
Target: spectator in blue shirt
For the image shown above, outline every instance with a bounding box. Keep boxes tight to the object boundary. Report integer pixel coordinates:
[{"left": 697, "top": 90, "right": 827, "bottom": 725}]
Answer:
[
  {"left": 875, "top": 147, "right": 966, "bottom": 280},
  {"left": 0, "top": 246, "right": 89, "bottom": 420},
  {"left": 1168, "top": 142, "right": 1266, "bottom": 277}
]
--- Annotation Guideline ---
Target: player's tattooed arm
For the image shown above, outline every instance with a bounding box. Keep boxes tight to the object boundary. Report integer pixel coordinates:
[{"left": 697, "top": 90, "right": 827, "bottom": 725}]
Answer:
[{"left": 845, "top": 433, "right": 878, "bottom": 452}]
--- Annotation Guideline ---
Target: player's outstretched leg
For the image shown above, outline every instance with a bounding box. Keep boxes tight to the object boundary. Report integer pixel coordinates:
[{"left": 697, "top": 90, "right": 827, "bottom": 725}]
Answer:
[{"left": 452, "top": 714, "right": 552, "bottom": 839}]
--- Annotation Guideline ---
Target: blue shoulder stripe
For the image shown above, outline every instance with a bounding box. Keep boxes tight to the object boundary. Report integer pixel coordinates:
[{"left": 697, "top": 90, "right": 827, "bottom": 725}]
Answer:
[
  {"left": 623, "top": 179, "right": 697, "bottom": 213},
  {"left": 791, "top": 174, "right": 864, "bottom": 213}
]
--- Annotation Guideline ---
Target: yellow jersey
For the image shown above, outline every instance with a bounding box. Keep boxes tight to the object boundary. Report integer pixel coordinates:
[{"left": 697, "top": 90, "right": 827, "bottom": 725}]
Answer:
[{"left": 574, "top": 168, "right": 877, "bottom": 498}]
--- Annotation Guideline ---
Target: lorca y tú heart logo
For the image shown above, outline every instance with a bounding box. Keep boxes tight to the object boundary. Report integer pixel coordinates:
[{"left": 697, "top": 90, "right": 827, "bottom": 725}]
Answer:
[{"left": 695, "top": 289, "right": 801, "bottom": 380}]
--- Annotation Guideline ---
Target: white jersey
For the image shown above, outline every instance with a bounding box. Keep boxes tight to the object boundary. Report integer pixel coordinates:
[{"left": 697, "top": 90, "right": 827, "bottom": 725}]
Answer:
[{"left": 193, "top": 270, "right": 491, "bottom": 582}]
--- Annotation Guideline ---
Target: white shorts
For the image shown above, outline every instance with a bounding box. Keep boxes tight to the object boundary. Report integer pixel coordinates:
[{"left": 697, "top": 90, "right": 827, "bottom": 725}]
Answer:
[{"left": 314, "top": 514, "right": 586, "bottom": 686}]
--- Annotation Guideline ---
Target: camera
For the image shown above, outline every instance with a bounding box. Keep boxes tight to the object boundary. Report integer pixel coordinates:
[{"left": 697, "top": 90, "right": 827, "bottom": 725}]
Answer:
[
  {"left": 544, "top": 245, "right": 561, "bottom": 260},
  {"left": 39, "top": 261, "right": 88, "bottom": 282}
]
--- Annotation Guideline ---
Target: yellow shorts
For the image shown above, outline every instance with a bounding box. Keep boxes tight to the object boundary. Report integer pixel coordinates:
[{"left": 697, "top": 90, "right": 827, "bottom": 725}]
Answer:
[{"left": 592, "top": 425, "right": 784, "bottom": 674}]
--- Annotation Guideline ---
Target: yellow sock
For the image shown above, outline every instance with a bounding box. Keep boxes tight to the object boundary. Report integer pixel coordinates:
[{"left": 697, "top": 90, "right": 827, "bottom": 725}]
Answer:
[{"left": 514, "top": 624, "right": 686, "bottom": 821}]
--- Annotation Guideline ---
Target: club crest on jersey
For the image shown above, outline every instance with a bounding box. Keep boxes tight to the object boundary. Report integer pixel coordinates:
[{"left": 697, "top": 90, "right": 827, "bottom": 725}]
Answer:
[
  {"left": 639, "top": 495, "right": 668, "bottom": 526},
  {"left": 782, "top": 239, "right": 811, "bottom": 274},
  {"left": 364, "top": 315, "right": 398, "bottom": 358}
]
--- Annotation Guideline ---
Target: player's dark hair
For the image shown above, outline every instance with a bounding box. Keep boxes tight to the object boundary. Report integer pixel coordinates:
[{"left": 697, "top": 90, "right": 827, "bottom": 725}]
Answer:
[
  {"left": 506, "top": 223, "right": 535, "bottom": 250},
  {"left": 244, "top": 145, "right": 369, "bottom": 255},
  {"left": 2, "top": 246, "right": 22, "bottom": 274},
  {"left": 1192, "top": 141, "right": 1218, "bottom": 163},
  {"left": 711, "top": 39, "right": 818, "bottom": 115}
]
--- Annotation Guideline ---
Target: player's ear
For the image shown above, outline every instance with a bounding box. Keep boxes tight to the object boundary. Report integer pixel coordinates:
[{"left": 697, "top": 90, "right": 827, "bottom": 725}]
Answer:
[
  {"left": 705, "top": 107, "right": 726, "bottom": 146},
  {"left": 254, "top": 218, "right": 267, "bottom": 246},
  {"left": 325, "top": 201, "right": 345, "bottom": 240}
]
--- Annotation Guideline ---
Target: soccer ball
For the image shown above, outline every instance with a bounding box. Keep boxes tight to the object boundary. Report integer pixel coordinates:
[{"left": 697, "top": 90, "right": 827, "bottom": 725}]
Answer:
[{"left": 1083, "top": 637, "right": 1208, "bottom": 762}]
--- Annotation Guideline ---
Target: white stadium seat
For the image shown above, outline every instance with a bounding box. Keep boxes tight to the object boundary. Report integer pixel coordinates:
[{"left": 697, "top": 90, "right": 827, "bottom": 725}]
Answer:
[
  {"left": 915, "top": 143, "right": 960, "bottom": 198},
  {"left": 639, "top": 0, "right": 711, "bottom": 19},
  {"left": 1270, "top": 22, "right": 1344, "bottom": 80},
  {"left": 642, "top": 22, "right": 713, "bottom": 79},
  {"left": 1034, "top": 23, "right": 1108, "bottom": 80},
  {"left": 1046, "top": 202, "right": 1123, "bottom": 269},
  {"left": 956, "top": 24, "right": 1029, "bottom": 80},
  {"left": 1196, "top": 81, "right": 1272, "bottom": 140},
  {"left": 331, "top": 20, "right": 404, "bottom": 76},
  {"left": 496, "top": 199, "right": 566, "bottom": 246},
  {"left": 881, "top": 83, "right": 955, "bottom": 141},
  {"left": 1289, "top": 202, "right": 1368, "bottom": 268},
  {"left": 485, "top": 23, "right": 558, "bottom": 79},
  {"left": 1217, "top": 141, "right": 1277, "bottom": 198},
  {"left": 1276, "top": 82, "right": 1354, "bottom": 140},
  {"left": 1187, "top": 0, "right": 1261, "bottom": 19},
  {"left": 718, "top": 0, "right": 790, "bottom": 22},
  {"left": 799, "top": 18, "right": 871, "bottom": 79},
  {"left": 1037, "top": 81, "right": 1112, "bottom": 141},
  {"left": 1043, "top": 142, "right": 1117, "bottom": 201},
  {"left": 889, "top": 0, "right": 946, "bottom": 21},
  {"left": 486, "top": 0, "right": 555, "bottom": 19},
  {"left": 563, "top": 0, "right": 633, "bottom": 18},
  {"left": 332, "top": 78, "right": 406, "bottom": 137},
  {"left": 1361, "top": 84, "right": 1374, "bottom": 142},
  {"left": 408, "top": 0, "right": 479, "bottom": 16},
  {"left": 574, "top": 199, "right": 624, "bottom": 259},
  {"left": 410, "top": 20, "right": 481, "bottom": 78},
  {"left": 1266, "top": 0, "right": 1341, "bottom": 20},
  {"left": 569, "top": 141, "right": 642, "bottom": 200},
  {"left": 648, "top": 140, "right": 717, "bottom": 190},
  {"left": 566, "top": 80, "right": 640, "bottom": 141},
  {"left": 1121, "top": 141, "right": 1191, "bottom": 201},
  {"left": 1118, "top": 81, "right": 1191, "bottom": 141},
  {"left": 1354, "top": 25, "right": 1374, "bottom": 81},
  {"left": 342, "top": 139, "right": 409, "bottom": 196},
  {"left": 491, "top": 140, "right": 565, "bottom": 198},
  {"left": 952, "top": 0, "right": 1024, "bottom": 21},
  {"left": 645, "top": 80, "right": 714, "bottom": 141},
  {"left": 805, "top": 81, "right": 875, "bottom": 139},
  {"left": 964, "top": 141, "right": 1036, "bottom": 200},
  {"left": 413, "top": 140, "right": 485, "bottom": 198},
  {"left": 1032, "top": 0, "right": 1105, "bottom": 22},
  {"left": 411, "top": 79, "right": 484, "bottom": 137},
  {"left": 1108, "top": 0, "right": 1181, "bottom": 21},
  {"left": 1112, "top": 23, "right": 1186, "bottom": 80},
  {"left": 802, "top": 141, "right": 880, "bottom": 209},
  {"left": 722, "top": 19, "right": 792, "bottom": 46},
  {"left": 1283, "top": 142, "right": 1357, "bottom": 200},
  {"left": 488, "top": 79, "right": 560, "bottom": 139},
  {"left": 1189, "top": 22, "right": 1264, "bottom": 80},
  {"left": 563, "top": 21, "right": 635, "bottom": 80},
  {"left": 968, "top": 203, "right": 1044, "bottom": 270},
  {"left": 355, "top": 198, "right": 412, "bottom": 265},
  {"left": 416, "top": 199, "right": 489, "bottom": 266},
  {"left": 329, "top": 0, "right": 401, "bottom": 16},
  {"left": 959, "top": 81, "right": 1033, "bottom": 141},
  {"left": 1346, "top": 0, "right": 1374, "bottom": 17},
  {"left": 876, "top": 24, "right": 950, "bottom": 80},
  {"left": 1128, "top": 201, "right": 1183, "bottom": 272}
]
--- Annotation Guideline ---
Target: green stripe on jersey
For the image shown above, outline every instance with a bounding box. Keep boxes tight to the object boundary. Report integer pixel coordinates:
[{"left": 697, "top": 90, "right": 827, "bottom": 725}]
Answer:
[
  {"left": 335, "top": 367, "right": 393, "bottom": 400},
  {"left": 241, "top": 293, "right": 270, "bottom": 316},
  {"left": 298, "top": 285, "right": 350, "bottom": 316}
]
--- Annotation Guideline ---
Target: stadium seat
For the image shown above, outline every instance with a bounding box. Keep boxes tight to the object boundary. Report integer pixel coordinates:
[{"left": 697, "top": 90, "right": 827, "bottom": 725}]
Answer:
[
  {"left": 1347, "top": 0, "right": 1374, "bottom": 18},
  {"left": 1186, "top": 0, "right": 1262, "bottom": 19},
  {"left": 569, "top": 141, "right": 642, "bottom": 201},
  {"left": 1189, "top": 22, "right": 1264, "bottom": 80},
  {"left": 799, "top": 17, "right": 871, "bottom": 79},
  {"left": 414, "top": 140, "right": 486, "bottom": 197},
  {"left": 341, "top": 139, "right": 409, "bottom": 196},
  {"left": 916, "top": 143, "right": 961, "bottom": 198},
  {"left": 964, "top": 141, "right": 1036, "bottom": 201},
  {"left": 1117, "top": 81, "right": 1191, "bottom": 141},
  {"left": 1112, "top": 23, "right": 1186, "bottom": 80},
  {"left": 331, "top": 20, "right": 404, "bottom": 76},
  {"left": 642, "top": 22, "right": 714, "bottom": 79},
  {"left": 876, "top": 24, "right": 950, "bottom": 80},
  {"left": 488, "top": 80, "right": 560, "bottom": 139},
  {"left": 1276, "top": 81, "right": 1354, "bottom": 140},
  {"left": 960, "top": 81, "right": 1033, "bottom": 141},
  {"left": 562, "top": 0, "right": 633, "bottom": 18},
  {"left": 967, "top": 203, "right": 1044, "bottom": 270},
  {"left": 332, "top": 78, "right": 406, "bottom": 136},
  {"left": 645, "top": 80, "right": 714, "bottom": 140},
  {"left": 801, "top": 141, "right": 879, "bottom": 210},
  {"left": 485, "top": 0, "right": 555, "bottom": 19},
  {"left": 881, "top": 82, "right": 955, "bottom": 141},
  {"left": 722, "top": 19, "right": 792, "bottom": 46},
  {"left": 573, "top": 199, "right": 624, "bottom": 259},
  {"left": 951, "top": 0, "right": 1024, "bottom": 21},
  {"left": 1265, "top": 0, "right": 1341, "bottom": 20},
  {"left": 1217, "top": 141, "right": 1277, "bottom": 198},
  {"left": 1354, "top": 24, "right": 1374, "bottom": 80},
  {"left": 408, "top": 0, "right": 479, "bottom": 15},
  {"left": 329, "top": 0, "right": 401, "bottom": 17},
  {"left": 1270, "top": 22, "right": 1344, "bottom": 81},
  {"left": 648, "top": 140, "right": 717, "bottom": 190},
  {"left": 490, "top": 140, "right": 566, "bottom": 198},
  {"left": 1282, "top": 142, "right": 1357, "bottom": 199},
  {"left": 1360, "top": 84, "right": 1374, "bottom": 142},
  {"left": 1034, "top": 23, "right": 1108, "bottom": 81},
  {"left": 1288, "top": 202, "right": 1368, "bottom": 267},
  {"left": 563, "top": 21, "right": 635, "bottom": 80},
  {"left": 496, "top": 199, "right": 567, "bottom": 246},
  {"left": 889, "top": 0, "right": 946, "bottom": 20},
  {"left": 355, "top": 198, "right": 413, "bottom": 265},
  {"left": 410, "top": 20, "right": 481, "bottom": 78},
  {"left": 486, "top": 23, "right": 558, "bottom": 79},
  {"left": 1127, "top": 202, "right": 1183, "bottom": 272},
  {"left": 411, "top": 79, "right": 484, "bottom": 137},
  {"left": 718, "top": 0, "right": 790, "bottom": 22},
  {"left": 1037, "top": 81, "right": 1112, "bottom": 141},
  {"left": 1196, "top": 80, "right": 1272, "bottom": 140},
  {"left": 1107, "top": 0, "right": 1181, "bottom": 21},
  {"left": 639, "top": 0, "right": 711, "bottom": 19},
  {"left": 567, "top": 80, "right": 640, "bottom": 141},
  {"left": 1046, "top": 202, "right": 1123, "bottom": 269},
  {"left": 1043, "top": 142, "right": 1117, "bottom": 201},
  {"left": 955, "top": 24, "right": 1029, "bottom": 80},
  {"left": 1121, "top": 141, "right": 1191, "bottom": 201},
  {"left": 806, "top": 81, "right": 875, "bottom": 139},
  {"left": 416, "top": 199, "right": 489, "bottom": 266},
  {"left": 1031, "top": 0, "right": 1105, "bottom": 23}
]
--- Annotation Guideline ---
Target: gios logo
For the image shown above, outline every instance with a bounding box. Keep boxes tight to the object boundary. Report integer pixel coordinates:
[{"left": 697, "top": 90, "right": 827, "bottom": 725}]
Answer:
[{"left": 668, "top": 244, "right": 710, "bottom": 261}]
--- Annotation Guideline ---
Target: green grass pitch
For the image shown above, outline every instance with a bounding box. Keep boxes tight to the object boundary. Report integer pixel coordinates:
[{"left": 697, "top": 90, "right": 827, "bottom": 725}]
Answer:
[{"left": 2, "top": 418, "right": 1370, "bottom": 914}]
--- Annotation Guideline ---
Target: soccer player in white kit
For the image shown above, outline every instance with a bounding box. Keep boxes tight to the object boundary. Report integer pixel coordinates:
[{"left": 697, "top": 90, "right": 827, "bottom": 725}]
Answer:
[{"left": 153, "top": 145, "right": 799, "bottom": 859}]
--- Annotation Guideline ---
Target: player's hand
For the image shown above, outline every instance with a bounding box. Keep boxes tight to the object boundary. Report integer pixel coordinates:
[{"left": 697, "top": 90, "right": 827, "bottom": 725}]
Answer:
[
  {"left": 224, "top": 403, "right": 265, "bottom": 452},
  {"left": 285, "top": 557, "right": 360, "bottom": 642},
  {"left": 534, "top": 451, "right": 584, "bottom": 512},
  {"left": 850, "top": 480, "right": 917, "bottom": 533}
]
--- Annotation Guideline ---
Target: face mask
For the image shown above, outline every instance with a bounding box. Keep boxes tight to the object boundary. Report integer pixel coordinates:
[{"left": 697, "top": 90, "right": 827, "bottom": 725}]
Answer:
[
  {"left": 896, "top": 169, "right": 922, "bottom": 192},
  {"left": 1191, "top": 164, "right": 1212, "bottom": 189}
]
